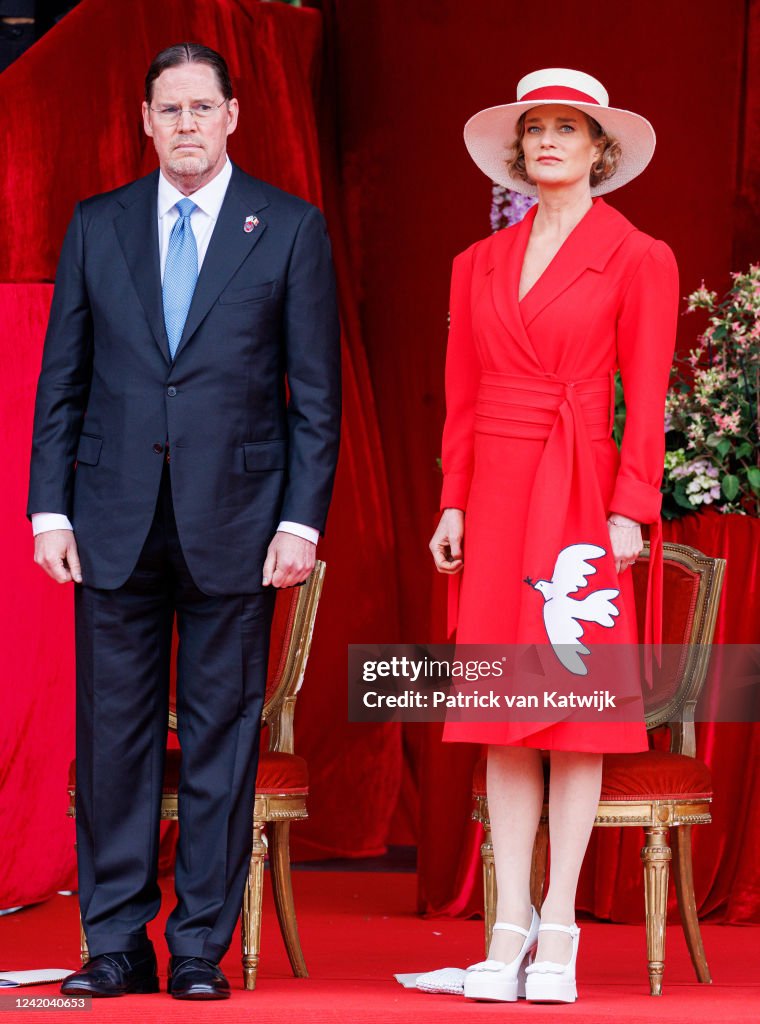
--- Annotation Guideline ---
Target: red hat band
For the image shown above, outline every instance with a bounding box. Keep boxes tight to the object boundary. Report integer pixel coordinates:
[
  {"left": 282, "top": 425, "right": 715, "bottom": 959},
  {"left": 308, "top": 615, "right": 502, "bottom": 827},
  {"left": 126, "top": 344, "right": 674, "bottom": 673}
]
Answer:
[{"left": 520, "top": 85, "right": 601, "bottom": 106}]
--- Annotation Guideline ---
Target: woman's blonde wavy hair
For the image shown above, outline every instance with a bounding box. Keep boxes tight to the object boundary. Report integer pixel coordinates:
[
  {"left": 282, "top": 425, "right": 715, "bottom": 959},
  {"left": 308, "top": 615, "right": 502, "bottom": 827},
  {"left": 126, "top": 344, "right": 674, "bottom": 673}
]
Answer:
[{"left": 507, "top": 109, "right": 622, "bottom": 189}]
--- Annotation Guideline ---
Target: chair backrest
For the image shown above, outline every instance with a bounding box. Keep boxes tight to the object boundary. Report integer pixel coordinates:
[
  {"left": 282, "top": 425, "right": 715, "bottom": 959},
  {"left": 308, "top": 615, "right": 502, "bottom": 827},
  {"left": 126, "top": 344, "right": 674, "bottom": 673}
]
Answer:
[
  {"left": 168, "top": 560, "right": 326, "bottom": 754},
  {"left": 632, "top": 542, "right": 725, "bottom": 756}
]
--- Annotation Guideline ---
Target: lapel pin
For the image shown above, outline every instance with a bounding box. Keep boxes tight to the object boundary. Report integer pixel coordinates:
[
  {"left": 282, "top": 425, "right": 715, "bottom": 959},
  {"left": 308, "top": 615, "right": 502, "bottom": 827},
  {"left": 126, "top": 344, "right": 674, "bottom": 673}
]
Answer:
[{"left": 244, "top": 215, "right": 259, "bottom": 234}]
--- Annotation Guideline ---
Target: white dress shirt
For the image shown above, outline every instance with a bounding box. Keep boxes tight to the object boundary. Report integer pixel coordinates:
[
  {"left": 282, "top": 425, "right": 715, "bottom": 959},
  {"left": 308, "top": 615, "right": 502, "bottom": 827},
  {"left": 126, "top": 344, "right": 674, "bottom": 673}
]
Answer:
[
  {"left": 32, "top": 157, "right": 318, "bottom": 546},
  {"left": 157, "top": 155, "right": 231, "bottom": 279}
]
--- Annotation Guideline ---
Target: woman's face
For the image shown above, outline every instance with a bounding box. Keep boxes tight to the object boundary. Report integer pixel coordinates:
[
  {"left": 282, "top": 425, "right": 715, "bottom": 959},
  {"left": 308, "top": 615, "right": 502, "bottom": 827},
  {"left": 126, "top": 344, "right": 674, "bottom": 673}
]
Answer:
[{"left": 520, "top": 103, "right": 602, "bottom": 193}]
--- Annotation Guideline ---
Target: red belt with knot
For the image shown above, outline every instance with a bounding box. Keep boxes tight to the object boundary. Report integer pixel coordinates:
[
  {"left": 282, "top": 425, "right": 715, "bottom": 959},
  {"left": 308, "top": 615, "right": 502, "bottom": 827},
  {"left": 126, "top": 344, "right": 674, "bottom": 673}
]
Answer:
[
  {"left": 448, "top": 369, "right": 663, "bottom": 682},
  {"left": 474, "top": 370, "right": 616, "bottom": 442}
]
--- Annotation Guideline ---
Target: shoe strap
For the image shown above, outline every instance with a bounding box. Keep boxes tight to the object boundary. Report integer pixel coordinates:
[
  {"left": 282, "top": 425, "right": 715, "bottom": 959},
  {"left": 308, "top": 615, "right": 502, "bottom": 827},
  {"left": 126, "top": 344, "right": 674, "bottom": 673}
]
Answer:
[
  {"left": 493, "top": 921, "right": 530, "bottom": 938},
  {"left": 537, "top": 922, "right": 579, "bottom": 935}
]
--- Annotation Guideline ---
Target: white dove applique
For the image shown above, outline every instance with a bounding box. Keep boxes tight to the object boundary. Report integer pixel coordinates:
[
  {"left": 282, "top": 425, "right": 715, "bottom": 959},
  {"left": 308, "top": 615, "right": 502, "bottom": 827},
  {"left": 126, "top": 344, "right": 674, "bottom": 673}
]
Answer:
[{"left": 524, "top": 543, "right": 620, "bottom": 676}]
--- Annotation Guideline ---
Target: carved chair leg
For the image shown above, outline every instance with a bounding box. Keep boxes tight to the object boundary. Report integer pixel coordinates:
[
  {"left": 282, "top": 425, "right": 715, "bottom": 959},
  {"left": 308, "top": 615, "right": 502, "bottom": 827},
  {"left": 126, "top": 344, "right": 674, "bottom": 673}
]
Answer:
[
  {"left": 530, "top": 820, "right": 549, "bottom": 914},
  {"left": 641, "top": 826, "right": 672, "bottom": 996},
  {"left": 481, "top": 823, "right": 495, "bottom": 956},
  {"left": 241, "top": 819, "right": 266, "bottom": 991},
  {"left": 79, "top": 911, "right": 89, "bottom": 965},
  {"left": 269, "top": 820, "right": 308, "bottom": 978},
  {"left": 671, "top": 825, "right": 712, "bottom": 984}
]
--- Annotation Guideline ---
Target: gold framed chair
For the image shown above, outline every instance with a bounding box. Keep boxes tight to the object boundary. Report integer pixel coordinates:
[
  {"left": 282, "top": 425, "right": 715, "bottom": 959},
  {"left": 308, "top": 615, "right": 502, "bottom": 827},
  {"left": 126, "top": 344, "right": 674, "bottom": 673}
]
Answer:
[
  {"left": 473, "top": 542, "right": 725, "bottom": 996},
  {"left": 68, "top": 559, "right": 326, "bottom": 990}
]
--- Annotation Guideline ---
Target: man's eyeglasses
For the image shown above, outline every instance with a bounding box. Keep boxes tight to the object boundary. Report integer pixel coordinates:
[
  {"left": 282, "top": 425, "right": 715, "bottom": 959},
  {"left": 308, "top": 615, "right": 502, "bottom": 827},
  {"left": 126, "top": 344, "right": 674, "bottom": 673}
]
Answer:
[{"left": 149, "top": 100, "right": 227, "bottom": 126}]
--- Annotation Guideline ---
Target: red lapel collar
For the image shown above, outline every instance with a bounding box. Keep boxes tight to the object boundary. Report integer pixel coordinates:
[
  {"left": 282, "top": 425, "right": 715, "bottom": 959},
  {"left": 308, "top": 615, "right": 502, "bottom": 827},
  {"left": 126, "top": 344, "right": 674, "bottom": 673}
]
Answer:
[
  {"left": 488, "top": 203, "right": 542, "bottom": 369},
  {"left": 518, "top": 197, "right": 638, "bottom": 330}
]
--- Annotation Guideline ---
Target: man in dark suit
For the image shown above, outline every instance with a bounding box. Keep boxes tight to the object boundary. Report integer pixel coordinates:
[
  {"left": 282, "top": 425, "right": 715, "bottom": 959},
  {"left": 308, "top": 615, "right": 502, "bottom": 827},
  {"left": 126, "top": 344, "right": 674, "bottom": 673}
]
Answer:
[{"left": 28, "top": 42, "right": 341, "bottom": 1000}]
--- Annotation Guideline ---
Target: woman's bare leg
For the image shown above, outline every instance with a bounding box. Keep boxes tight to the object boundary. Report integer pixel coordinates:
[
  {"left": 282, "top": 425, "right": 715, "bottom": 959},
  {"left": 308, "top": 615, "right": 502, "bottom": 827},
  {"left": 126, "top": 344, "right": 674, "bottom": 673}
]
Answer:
[
  {"left": 486, "top": 745, "right": 544, "bottom": 962},
  {"left": 535, "top": 750, "right": 603, "bottom": 963}
]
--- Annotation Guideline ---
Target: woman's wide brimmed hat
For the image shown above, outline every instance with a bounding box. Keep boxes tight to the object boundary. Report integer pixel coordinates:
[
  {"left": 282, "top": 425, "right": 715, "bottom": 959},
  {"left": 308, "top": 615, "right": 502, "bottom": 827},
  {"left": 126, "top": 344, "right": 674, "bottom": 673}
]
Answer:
[{"left": 464, "top": 68, "right": 656, "bottom": 196}]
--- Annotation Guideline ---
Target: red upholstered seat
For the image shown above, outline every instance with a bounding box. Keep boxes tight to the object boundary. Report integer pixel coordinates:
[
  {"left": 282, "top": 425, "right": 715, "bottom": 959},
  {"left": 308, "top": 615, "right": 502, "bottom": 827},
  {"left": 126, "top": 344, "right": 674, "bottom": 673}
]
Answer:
[
  {"left": 600, "top": 751, "right": 712, "bottom": 801},
  {"left": 472, "top": 751, "right": 712, "bottom": 802},
  {"left": 69, "top": 751, "right": 309, "bottom": 797},
  {"left": 254, "top": 752, "right": 309, "bottom": 794},
  {"left": 161, "top": 750, "right": 308, "bottom": 795},
  {"left": 472, "top": 757, "right": 487, "bottom": 796}
]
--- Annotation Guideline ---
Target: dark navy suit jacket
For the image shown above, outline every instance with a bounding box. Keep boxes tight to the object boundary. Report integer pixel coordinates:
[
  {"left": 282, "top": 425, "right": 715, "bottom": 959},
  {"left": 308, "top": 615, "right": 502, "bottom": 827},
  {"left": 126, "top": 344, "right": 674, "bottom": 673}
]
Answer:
[{"left": 28, "top": 163, "right": 341, "bottom": 594}]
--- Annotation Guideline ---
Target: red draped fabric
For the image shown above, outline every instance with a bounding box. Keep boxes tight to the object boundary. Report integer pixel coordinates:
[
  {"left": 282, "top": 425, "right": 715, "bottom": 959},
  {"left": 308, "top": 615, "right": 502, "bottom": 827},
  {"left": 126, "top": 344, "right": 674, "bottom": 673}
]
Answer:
[{"left": 0, "top": 0, "right": 401, "bottom": 909}]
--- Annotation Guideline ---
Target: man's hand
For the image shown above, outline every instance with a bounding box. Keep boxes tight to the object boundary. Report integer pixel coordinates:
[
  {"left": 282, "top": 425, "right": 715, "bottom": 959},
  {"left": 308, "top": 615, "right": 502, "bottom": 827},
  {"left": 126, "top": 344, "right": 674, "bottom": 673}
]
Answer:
[
  {"left": 430, "top": 508, "right": 465, "bottom": 574},
  {"left": 34, "top": 529, "right": 83, "bottom": 584},
  {"left": 262, "top": 531, "right": 316, "bottom": 588}
]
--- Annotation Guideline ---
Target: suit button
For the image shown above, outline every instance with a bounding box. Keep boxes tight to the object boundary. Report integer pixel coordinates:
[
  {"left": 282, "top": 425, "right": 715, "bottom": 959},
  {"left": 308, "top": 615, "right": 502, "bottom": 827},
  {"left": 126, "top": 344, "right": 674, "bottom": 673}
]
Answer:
[
  {"left": 567, "top": 380, "right": 575, "bottom": 388},
  {"left": 167, "top": 386, "right": 177, "bottom": 397},
  {"left": 153, "top": 442, "right": 164, "bottom": 454}
]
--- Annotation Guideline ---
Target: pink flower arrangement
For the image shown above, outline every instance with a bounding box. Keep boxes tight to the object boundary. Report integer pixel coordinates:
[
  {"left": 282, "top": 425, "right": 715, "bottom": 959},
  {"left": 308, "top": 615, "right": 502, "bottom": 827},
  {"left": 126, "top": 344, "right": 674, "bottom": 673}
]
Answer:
[{"left": 662, "top": 265, "right": 760, "bottom": 517}]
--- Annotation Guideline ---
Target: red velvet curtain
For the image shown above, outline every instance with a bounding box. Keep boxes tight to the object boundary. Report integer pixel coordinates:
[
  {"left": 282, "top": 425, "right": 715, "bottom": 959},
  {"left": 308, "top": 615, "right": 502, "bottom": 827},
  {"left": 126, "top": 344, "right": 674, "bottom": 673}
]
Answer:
[
  {"left": 329, "top": 0, "right": 759, "bottom": 922},
  {"left": 0, "top": 0, "right": 401, "bottom": 909}
]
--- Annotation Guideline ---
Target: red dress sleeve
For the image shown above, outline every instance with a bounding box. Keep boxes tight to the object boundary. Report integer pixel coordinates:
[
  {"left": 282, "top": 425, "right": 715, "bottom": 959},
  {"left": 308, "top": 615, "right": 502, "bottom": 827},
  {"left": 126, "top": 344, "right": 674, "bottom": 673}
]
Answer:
[
  {"left": 610, "top": 238, "right": 679, "bottom": 661},
  {"left": 610, "top": 238, "right": 679, "bottom": 523},
  {"left": 440, "top": 244, "right": 481, "bottom": 511}
]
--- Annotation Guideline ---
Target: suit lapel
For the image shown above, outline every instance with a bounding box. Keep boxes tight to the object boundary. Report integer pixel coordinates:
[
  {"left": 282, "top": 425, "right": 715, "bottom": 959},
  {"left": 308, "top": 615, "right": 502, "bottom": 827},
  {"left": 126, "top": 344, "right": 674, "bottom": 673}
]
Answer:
[
  {"left": 518, "top": 197, "right": 637, "bottom": 330},
  {"left": 172, "top": 167, "right": 270, "bottom": 361},
  {"left": 113, "top": 171, "right": 170, "bottom": 364}
]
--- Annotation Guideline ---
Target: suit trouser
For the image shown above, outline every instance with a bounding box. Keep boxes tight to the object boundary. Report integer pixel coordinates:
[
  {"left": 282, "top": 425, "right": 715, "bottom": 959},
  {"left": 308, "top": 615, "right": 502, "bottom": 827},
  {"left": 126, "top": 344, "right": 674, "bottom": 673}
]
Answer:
[{"left": 73, "top": 461, "right": 276, "bottom": 960}]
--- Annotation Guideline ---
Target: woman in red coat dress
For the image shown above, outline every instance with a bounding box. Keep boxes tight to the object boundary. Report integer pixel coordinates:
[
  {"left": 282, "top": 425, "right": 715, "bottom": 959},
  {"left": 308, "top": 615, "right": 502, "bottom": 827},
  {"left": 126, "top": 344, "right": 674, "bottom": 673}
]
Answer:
[{"left": 429, "top": 68, "right": 679, "bottom": 1003}]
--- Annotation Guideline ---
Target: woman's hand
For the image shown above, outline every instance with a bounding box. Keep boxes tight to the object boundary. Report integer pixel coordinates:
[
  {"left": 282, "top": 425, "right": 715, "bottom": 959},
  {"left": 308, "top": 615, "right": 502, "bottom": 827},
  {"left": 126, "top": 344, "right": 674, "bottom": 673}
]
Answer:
[
  {"left": 607, "top": 513, "right": 643, "bottom": 574},
  {"left": 430, "top": 508, "right": 465, "bottom": 574}
]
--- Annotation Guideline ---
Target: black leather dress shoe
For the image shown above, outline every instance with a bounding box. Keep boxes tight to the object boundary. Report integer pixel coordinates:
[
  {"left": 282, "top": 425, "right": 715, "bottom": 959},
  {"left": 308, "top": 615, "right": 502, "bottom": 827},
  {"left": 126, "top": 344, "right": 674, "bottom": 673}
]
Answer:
[
  {"left": 60, "top": 948, "right": 159, "bottom": 997},
  {"left": 167, "top": 956, "right": 231, "bottom": 1000}
]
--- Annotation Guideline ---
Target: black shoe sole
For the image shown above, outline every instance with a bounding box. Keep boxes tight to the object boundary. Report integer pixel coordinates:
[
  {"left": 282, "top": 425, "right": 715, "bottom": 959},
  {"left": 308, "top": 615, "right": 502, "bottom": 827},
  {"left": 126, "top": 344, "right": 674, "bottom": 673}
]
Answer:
[
  {"left": 170, "top": 990, "right": 231, "bottom": 1000},
  {"left": 60, "top": 978, "right": 160, "bottom": 997}
]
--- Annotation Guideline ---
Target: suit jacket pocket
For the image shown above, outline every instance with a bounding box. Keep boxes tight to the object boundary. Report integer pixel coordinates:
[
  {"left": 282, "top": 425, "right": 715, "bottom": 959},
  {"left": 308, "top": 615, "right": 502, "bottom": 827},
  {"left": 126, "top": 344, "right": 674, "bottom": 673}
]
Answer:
[
  {"left": 76, "top": 433, "right": 103, "bottom": 466},
  {"left": 219, "top": 281, "right": 276, "bottom": 304},
  {"left": 243, "top": 439, "right": 287, "bottom": 472}
]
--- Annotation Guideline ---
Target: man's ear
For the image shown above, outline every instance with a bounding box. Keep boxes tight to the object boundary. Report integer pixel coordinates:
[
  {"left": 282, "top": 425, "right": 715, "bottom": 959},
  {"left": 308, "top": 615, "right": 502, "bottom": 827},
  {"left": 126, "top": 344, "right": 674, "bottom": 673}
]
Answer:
[
  {"left": 142, "top": 101, "right": 154, "bottom": 138},
  {"left": 225, "top": 97, "right": 239, "bottom": 138}
]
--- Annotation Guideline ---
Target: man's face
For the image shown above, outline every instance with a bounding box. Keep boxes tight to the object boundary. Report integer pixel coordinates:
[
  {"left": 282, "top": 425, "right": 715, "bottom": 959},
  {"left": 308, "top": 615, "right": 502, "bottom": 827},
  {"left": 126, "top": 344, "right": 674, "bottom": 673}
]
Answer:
[{"left": 142, "top": 63, "right": 238, "bottom": 187}]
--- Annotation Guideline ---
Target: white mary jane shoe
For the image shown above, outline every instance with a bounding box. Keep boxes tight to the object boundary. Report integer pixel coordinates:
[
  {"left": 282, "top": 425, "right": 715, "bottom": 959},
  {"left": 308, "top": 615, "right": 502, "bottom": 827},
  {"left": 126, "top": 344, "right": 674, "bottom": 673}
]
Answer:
[
  {"left": 524, "top": 921, "right": 581, "bottom": 1003},
  {"left": 463, "top": 906, "right": 540, "bottom": 1002}
]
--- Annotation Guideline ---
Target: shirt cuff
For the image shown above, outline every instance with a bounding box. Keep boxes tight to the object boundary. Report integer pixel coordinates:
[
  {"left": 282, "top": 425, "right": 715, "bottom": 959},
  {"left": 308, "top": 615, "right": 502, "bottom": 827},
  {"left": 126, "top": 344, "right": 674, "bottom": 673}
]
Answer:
[
  {"left": 32, "top": 513, "right": 74, "bottom": 536},
  {"left": 277, "top": 521, "right": 319, "bottom": 545}
]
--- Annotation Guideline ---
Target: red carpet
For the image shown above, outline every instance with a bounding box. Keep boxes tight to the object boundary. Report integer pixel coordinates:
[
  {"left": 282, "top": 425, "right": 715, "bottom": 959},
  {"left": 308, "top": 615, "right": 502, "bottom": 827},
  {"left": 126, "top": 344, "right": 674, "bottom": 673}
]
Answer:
[{"left": 1, "top": 871, "right": 758, "bottom": 1022}]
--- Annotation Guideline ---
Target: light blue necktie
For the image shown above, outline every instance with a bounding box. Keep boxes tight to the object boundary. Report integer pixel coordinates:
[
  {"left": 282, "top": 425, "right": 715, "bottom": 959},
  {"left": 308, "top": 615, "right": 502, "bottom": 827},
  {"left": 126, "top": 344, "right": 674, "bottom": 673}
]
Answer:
[{"left": 163, "top": 198, "right": 198, "bottom": 359}]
